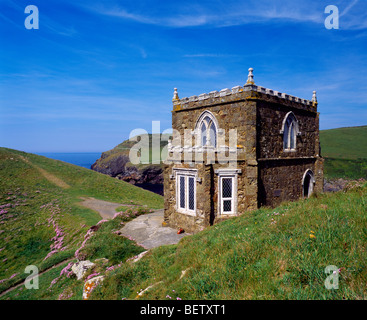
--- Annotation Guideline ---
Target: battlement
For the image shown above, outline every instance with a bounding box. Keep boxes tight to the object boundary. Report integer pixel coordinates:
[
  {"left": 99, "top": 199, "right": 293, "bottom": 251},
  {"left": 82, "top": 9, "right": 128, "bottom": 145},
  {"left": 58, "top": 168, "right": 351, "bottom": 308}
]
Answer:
[{"left": 172, "top": 68, "right": 318, "bottom": 112}]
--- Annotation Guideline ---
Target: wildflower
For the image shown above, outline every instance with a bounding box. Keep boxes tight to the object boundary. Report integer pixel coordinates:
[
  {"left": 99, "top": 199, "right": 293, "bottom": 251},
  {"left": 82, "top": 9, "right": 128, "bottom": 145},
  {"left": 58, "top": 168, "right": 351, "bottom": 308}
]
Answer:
[
  {"left": 60, "top": 262, "right": 74, "bottom": 277},
  {"left": 177, "top": 297, "right": 182, "bottom": 300},
  {"left": 166, "top": 295, "right": 172, "bottom": 299},
  {"left": 309, "top": 233, "right": 316, "bottom": 239},
  {"left": 96, "top": 219, "right": 108, "bottom": 226},
  {"left": 86, "top": 272, "right": 100, "bottom": 280}
]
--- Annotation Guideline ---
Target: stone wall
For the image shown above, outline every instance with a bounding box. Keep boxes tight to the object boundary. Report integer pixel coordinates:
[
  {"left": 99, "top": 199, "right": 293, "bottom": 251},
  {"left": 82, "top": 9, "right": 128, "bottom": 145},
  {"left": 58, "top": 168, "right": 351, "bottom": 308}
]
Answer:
[
  {"left": 164, "top": 94, "right": 259, "bottom": 233},
  {"left": 164, "top": 84, "right": 323, "bottom": 233},
  {"left": 256, "top": 100, "right": 318, "bottom": 159},
  {"left": 256, "top": 96, "right": 323, "bottom": 207},
  {"left": 164, "top": 160, "right": 259, "bottom": 233},
  {"left": 258, "top": 159, "right": 316, "bottom": 207}
]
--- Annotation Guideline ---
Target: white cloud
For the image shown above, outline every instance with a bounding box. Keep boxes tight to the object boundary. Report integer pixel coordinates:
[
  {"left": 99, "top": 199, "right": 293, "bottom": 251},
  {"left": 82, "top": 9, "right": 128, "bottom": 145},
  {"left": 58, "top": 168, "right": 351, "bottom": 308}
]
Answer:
[{"left": 77, "top": 0, "right": 367, "bottom": 30}]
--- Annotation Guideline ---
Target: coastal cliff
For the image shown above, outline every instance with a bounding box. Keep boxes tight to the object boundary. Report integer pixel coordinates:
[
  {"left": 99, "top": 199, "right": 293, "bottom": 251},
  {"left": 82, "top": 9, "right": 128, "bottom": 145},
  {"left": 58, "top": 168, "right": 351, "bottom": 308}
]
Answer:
[{"left": 91, "top": 134, "right": 169, "bottom": 195}]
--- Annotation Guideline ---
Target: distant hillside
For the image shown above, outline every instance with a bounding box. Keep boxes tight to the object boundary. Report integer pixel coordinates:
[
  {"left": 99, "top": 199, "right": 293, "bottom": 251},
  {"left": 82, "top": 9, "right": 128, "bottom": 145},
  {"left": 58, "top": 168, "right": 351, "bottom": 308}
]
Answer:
[
  {"left": 320, "top": 126, "right": 367, "bottom": 179},
  {"left": 91, "top": 134, "right": 170, "bottom": 195},
  {"left": 0, "top": 147, "right": 163, "bottom": 297},
  {"left": 92, "top": 126, "right": 367, "bottom": 191}
]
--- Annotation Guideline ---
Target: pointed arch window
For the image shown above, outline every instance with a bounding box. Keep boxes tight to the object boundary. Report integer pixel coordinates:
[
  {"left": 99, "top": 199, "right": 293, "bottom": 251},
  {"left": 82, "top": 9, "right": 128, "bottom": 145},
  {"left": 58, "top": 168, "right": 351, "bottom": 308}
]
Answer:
[
  {"left": 196, "top": 111, "right": 218, "bottom": 148},
  {"left": 280, "top": 112, "right": 300, "bottom": 151}
]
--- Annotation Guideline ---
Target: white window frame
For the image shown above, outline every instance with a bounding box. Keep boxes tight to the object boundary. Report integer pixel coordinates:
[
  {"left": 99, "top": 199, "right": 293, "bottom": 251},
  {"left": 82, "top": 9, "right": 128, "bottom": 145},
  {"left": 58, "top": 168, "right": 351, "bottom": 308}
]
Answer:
[
  {"left": 194, "top": 111, "right": 219, "bottom": 149},
  {"left": 216, "top": 169, "right": 241, "bottom": 216},
  {"left": 174, "top": 168, "right": 197, "bottom": 216}
]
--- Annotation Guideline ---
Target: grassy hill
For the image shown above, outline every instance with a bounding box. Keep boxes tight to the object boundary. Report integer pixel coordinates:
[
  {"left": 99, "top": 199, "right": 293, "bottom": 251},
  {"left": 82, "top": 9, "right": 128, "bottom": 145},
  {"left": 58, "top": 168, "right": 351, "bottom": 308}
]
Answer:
[
  {"left": 1, "top": 148, "right": 366, "bottom": 300},
  {"left": 89, "top": 181, "right": 367, "bottom": 299},
  {"left": 1, "top": 124, "right": 367, "bottom": 300},
  {"left": 0, "top": 147, "right": 163, "bottom": 297},
  {"left": 320, "top": 126, "right": 367, "bottom": 179}
]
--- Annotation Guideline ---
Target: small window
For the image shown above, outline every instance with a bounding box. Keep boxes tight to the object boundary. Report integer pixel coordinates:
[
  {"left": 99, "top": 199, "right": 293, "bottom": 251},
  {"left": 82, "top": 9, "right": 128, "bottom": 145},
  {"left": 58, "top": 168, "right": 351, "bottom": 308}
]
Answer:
[
  {"left": 196, "top": 111, "right": 218, "bottom": 148},
  {"left": 282, "top": 112, "right": 300, "bottom": 151},
  {"left": 179, "top": 175, "right": 185, "bottom": 209},
  {"left": 176, "top": 172, "right": 196, "bottom": 215},
  {"left": 220, "top": 176, "right": 235, "bottom": 215},
  {"left": 216, "top": 169, "right": 240, "bottom": 216},
  {"left": 188, "top": 177, "right": 195, "bottom": 211}
]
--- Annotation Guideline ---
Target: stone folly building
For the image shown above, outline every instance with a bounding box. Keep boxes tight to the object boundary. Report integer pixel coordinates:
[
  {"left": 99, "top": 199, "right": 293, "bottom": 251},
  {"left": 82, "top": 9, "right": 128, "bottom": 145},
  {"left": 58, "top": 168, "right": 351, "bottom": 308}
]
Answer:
[{"left": 163, "top": 68, "right": 324, "bottom": 233}]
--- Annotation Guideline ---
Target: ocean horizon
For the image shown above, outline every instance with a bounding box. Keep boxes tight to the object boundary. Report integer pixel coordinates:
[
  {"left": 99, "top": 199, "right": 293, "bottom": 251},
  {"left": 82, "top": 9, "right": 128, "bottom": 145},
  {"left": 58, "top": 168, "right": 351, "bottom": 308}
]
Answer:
[{"left": 36, "top": 152, "right": 102, "bottom": 169}]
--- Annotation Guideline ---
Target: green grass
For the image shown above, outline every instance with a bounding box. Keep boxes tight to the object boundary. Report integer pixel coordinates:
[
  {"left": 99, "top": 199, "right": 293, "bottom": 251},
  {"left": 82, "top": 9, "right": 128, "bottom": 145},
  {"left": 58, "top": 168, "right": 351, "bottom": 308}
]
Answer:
[
  {"left": 323, "top": 157, "right": 367, "bottom": 180},
  {"left": 320, "top": 126, "right": 367, "bottom": 160},
  {"left": 1, "top": 125, "right": 367, "bottom": 300},
  {"left": 89, "top": 181, "right": 367, "bottom": 300},
  {"left": 0, "top": 147, "right": 163, "bottom": 297},
  {"left": 76, "top": 207, "right": 149, "bottom": 265},
  {"left": 320, "top": 126, "right": 367, "bottom": 179}
]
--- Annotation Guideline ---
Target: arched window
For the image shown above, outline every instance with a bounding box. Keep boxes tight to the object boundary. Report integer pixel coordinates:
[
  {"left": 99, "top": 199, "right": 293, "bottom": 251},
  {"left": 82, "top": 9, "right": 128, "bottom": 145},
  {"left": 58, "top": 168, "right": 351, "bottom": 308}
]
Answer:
[
  {"left": 195, "top": 111, "right": 218, "bottom": 148},
  {"left": 280, "top": 112, "right": 300, "bottom": 151}
]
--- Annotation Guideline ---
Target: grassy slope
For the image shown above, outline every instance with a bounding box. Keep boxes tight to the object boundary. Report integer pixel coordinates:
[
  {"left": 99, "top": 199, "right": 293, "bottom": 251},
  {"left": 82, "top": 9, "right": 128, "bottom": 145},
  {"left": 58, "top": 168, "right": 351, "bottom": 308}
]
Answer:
[
  {"left": 320, "top": 126, "right": 367, "bottom": 179},
  {"left": 0, "top": 147, "right": 163, "bottom": 296},
  {"left": 90, "top": 181, "right": 367, "bottom": 300},
  {"left": 1, "top": 125, "right": 367, "bottom": 300}
]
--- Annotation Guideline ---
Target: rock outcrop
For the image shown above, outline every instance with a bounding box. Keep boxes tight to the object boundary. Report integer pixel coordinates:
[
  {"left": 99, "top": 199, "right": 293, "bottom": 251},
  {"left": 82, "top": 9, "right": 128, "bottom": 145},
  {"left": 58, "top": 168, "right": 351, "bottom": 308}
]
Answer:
[{"left": 91, "top": 134, "right": 169, "bottom": 195}]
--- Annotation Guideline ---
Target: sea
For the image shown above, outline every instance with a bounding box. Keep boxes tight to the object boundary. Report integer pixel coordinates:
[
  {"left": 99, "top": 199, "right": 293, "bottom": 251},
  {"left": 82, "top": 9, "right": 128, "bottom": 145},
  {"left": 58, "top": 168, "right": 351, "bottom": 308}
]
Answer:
[{"left": 36, "top": 152, "right": 102, "bottom": 169}]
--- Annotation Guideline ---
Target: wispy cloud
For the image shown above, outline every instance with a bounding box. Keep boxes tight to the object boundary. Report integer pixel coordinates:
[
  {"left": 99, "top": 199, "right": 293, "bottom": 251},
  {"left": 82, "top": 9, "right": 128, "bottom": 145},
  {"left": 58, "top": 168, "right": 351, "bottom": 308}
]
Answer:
[
  {"left": 183, "top": 53, "right": 238, "bottom": 58},
  {"left": 77, "top": 0, "right": 367, "bottom": 30},
  {"left": 340, "top": 0, "right": 359, "bottom": 17}
]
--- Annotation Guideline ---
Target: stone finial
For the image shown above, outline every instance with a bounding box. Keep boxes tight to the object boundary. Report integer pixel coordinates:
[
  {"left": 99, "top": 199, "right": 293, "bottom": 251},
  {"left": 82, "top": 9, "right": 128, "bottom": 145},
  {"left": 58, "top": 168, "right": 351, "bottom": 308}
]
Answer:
[
  {"left": 246, "top": 67, "right": 255, "bottom": 85},
  {"left": 172, "top": 88, "right": 179, "bottom": 101},
  {"left": 312, "top": 90, "right": 317, "bottom": 104},
  {"left": 312, "top": 90, "right": 317, "bottom": 102}
]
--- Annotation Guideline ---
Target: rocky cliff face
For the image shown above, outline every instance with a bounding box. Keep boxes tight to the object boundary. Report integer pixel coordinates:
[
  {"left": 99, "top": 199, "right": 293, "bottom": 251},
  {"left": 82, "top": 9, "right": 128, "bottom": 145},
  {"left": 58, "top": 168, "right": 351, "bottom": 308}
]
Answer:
[{"left": 91, "top": 134, "right": 168, "bottom": 195}]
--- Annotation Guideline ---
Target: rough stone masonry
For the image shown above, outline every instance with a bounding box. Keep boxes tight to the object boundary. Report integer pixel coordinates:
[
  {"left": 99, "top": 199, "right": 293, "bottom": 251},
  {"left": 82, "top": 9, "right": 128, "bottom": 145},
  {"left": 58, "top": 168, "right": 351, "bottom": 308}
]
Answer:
[{"left": 164, "top": 68, "right": 324, "bottom": 233}]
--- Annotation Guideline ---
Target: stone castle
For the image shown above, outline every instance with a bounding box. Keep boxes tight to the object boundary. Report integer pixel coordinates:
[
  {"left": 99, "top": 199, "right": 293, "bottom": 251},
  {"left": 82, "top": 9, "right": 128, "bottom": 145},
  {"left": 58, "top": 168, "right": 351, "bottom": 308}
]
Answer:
[{"left": 163, "top": 68, "right": 324, "bottom": 233}]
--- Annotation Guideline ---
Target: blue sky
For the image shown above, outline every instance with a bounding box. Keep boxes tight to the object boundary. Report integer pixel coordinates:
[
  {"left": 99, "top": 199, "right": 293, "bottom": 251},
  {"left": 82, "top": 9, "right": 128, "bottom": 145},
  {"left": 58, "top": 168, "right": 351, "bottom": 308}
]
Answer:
[{"left": 0, "top": 0, "right": 366, "bottom": 152}]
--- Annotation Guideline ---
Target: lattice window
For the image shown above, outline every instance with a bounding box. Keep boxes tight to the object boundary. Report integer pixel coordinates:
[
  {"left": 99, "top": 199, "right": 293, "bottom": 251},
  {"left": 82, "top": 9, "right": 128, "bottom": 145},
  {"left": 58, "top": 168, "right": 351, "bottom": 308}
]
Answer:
[
  {"left": 222, "top": 178, "right": 232, "bottom": 198},
  {"left": 220, "top": 176, "right": 235, "bottom": 214},
  {"left": 179, "top": 175, "right": 185, "bottom": 209},
  {"left": 188, "top": 177, "right": 195, "bottom": 211},
  {"left": 176, "top": 171, "right": 196, "bottom": 215}
]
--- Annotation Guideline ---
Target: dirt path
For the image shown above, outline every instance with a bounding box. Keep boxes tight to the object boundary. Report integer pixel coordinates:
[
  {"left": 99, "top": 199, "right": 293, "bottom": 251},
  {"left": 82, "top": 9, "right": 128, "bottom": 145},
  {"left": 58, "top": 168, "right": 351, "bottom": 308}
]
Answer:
[
  {"left": 19, "top": 155, "right": 70, "bottom": 189},
  {"left": 79, "top": 197, "right": 136, "bottom": 220}
]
